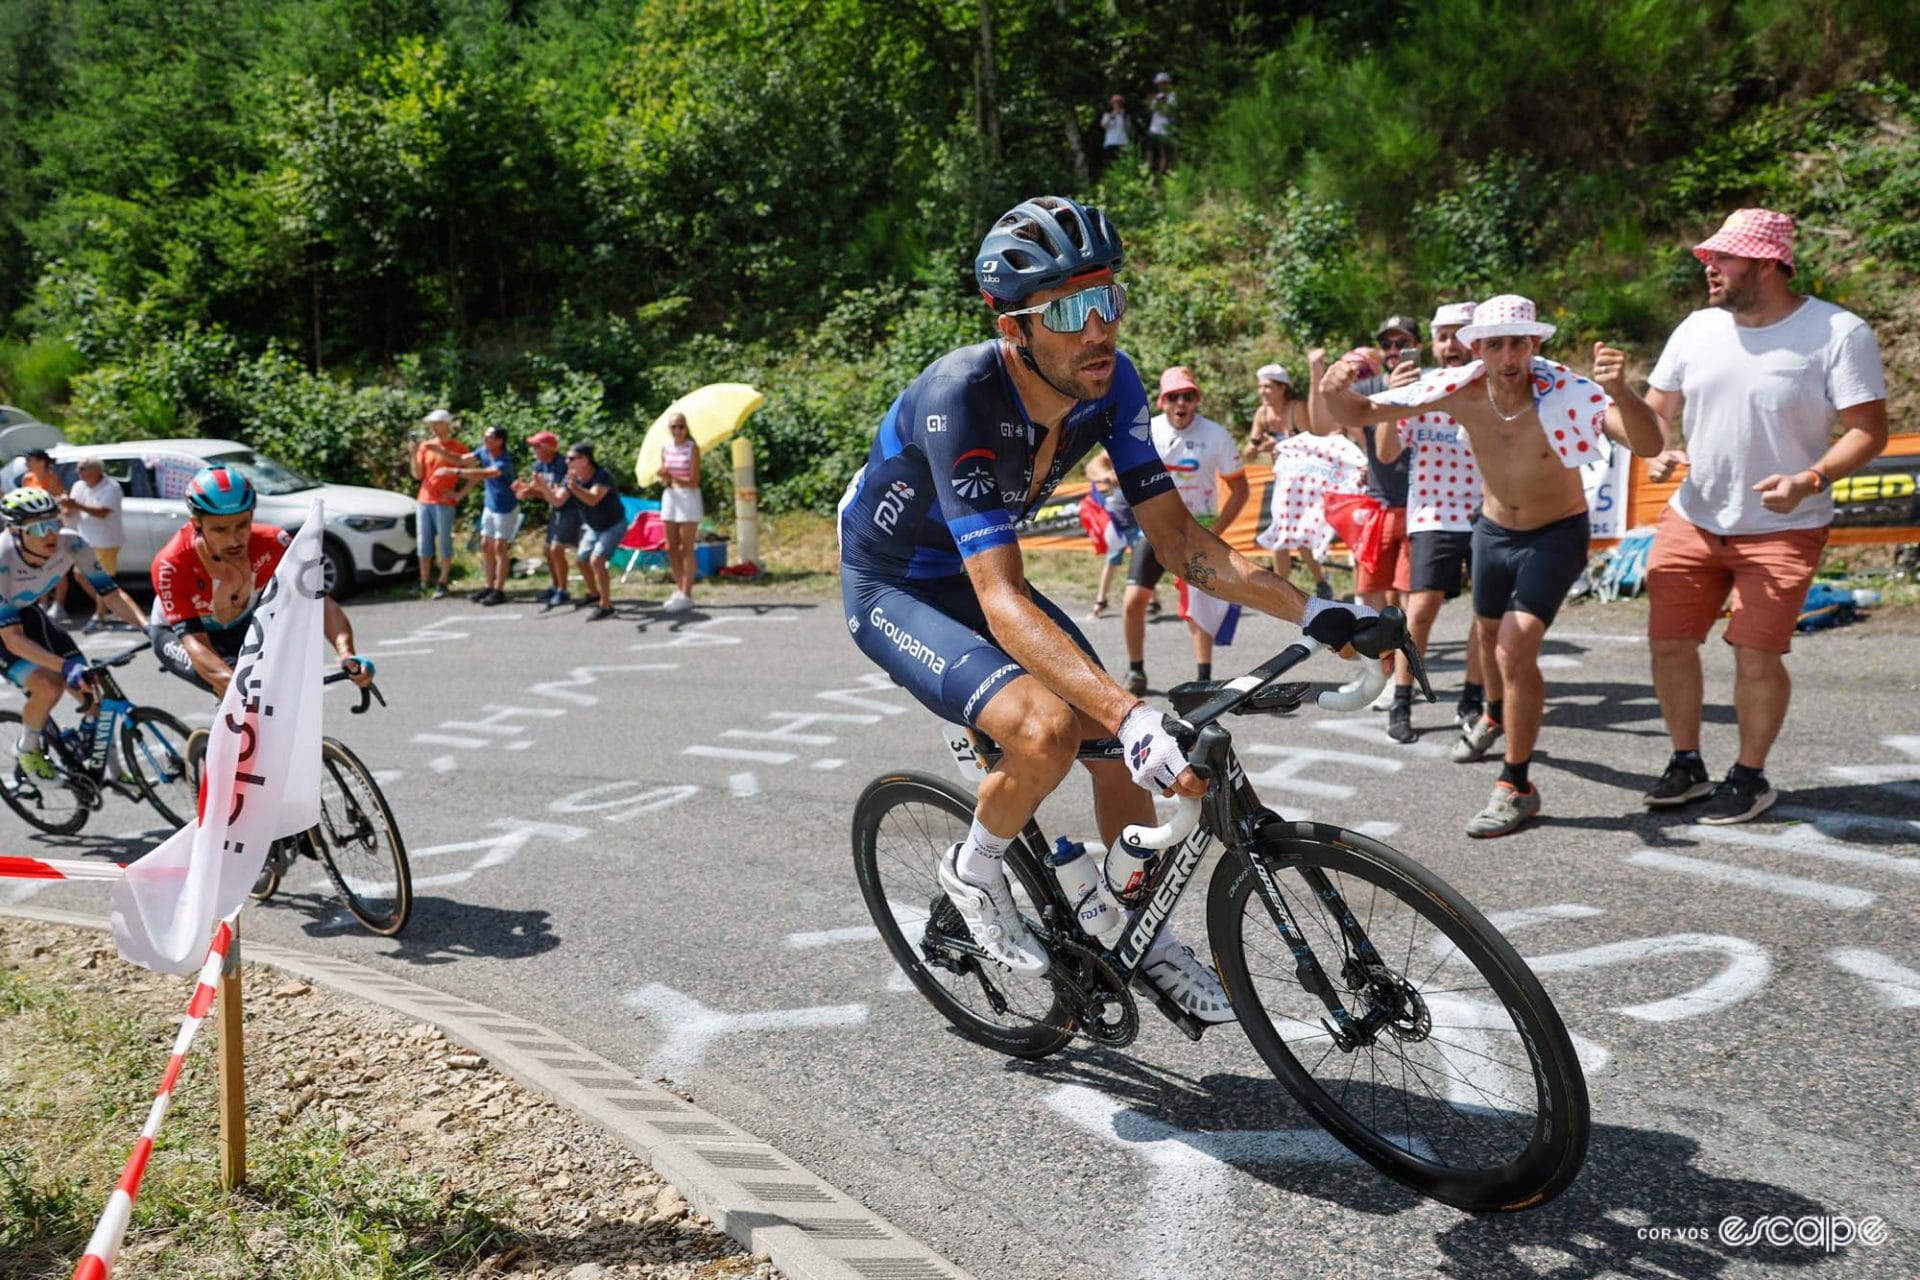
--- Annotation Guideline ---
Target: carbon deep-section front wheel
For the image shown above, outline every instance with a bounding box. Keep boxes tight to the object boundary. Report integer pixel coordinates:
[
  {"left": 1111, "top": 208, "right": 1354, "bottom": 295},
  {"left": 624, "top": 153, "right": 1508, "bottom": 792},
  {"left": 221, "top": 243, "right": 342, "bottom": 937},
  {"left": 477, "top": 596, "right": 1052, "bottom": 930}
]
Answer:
[
  {"left": 309, "top": 738, "right": 410, "bottom": 935},
  {"left": 1207, "top": 821, "right": 1590, "bottom": 1211},
  {"left": 852, "top": 771, "right": 1073, "bottom": 1059},
  {"left": 121, "top": 706, "right": 198, "bottom": 829}
]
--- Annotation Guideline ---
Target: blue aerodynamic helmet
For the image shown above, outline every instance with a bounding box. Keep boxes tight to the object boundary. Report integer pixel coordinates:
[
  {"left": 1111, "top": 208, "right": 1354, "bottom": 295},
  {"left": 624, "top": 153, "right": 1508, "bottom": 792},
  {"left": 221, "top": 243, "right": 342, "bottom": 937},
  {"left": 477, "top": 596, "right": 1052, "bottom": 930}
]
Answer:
[
  {"left": 184, "top": 464, "right": 257, "bottom": 517},
  {"left": 974, "top": 196, "right": 1124, "bottom": 310}
]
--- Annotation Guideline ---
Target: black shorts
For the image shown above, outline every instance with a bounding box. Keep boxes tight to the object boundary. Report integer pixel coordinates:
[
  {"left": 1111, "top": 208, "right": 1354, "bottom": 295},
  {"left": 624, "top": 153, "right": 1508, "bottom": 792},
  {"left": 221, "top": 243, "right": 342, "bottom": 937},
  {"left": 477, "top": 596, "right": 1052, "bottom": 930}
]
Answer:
[
  {"left": 547, "top": 507, "right": 583, "bottom": 548},
  {"left": 1, "top": 608, "right": 80, "bottom": 688},
  {"left": 1409, "top": 529, "right": 1474, "bottom": 598},
  {"left": 1128, "top": 542, "right": 1168, "bottom": 590},
  {"left": 1470, "top": 511, "right": 1590, "bottom": 627}
]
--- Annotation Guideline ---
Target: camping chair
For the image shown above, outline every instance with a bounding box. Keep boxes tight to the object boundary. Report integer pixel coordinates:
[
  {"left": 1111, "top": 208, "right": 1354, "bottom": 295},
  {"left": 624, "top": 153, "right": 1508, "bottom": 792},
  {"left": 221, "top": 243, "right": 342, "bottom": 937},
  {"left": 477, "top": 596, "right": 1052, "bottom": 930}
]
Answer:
[{"left": 613, "top": 496, "right": 665, "bottom": 583}]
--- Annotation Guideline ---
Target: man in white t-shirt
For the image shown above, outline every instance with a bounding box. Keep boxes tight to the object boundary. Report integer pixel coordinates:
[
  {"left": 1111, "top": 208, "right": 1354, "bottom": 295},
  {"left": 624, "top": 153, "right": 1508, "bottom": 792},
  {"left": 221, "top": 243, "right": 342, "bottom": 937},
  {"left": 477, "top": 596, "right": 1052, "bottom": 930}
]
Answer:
[
  {"left": 61, "top": 457, "right": 127, "bottom": 632},
  {"left": 1639, "top": 208, "right": 1888, "bottom": 825},
  {"left": 1121, "top": 365, "right": 1247, "bottom": 693},
  {"left": 1372, "top": 301, "right": 1491, "bottom": 745}
]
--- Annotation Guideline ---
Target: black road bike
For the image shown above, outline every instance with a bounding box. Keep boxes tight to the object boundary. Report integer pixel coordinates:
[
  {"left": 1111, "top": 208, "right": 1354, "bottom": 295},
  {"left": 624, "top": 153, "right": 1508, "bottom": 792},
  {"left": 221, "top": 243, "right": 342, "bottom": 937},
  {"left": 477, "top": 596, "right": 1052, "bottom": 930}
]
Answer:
[
  {"left": 188, "top": 671, "right": 411, "bottom": 936},
  {"left": 0, "top": 645, "right": 197, "bottom": 834},
  {"left": 852, "top": 614, "right": 1591, "bottom": 1211}
]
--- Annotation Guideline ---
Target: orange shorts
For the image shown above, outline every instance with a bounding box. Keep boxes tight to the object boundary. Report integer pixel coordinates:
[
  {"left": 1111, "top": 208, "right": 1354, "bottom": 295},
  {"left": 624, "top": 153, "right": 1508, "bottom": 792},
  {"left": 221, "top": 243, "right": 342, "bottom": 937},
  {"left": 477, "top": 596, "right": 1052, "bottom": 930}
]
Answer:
[
  {"left": 1645, "top": 507, "right": 1828, "bottom": 654},
  {"left": 1355, "top": 505, "right": 1411, "bottom": 596}
]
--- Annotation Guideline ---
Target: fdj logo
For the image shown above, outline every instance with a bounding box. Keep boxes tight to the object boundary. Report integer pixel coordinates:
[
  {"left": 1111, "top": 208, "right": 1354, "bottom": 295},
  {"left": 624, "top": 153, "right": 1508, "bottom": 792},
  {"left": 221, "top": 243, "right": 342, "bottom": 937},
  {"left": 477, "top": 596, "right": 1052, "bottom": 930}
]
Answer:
[{"left": 873, "top": 479, "right": 915, "bottom": 534}]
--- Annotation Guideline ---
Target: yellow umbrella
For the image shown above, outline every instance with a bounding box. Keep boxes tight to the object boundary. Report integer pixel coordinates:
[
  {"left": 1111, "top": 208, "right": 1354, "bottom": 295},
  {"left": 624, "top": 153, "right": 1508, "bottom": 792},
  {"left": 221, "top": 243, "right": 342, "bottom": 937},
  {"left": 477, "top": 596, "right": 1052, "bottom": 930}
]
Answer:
[{"left": 636, "top": 383, "right": 765, "bottom": 487}]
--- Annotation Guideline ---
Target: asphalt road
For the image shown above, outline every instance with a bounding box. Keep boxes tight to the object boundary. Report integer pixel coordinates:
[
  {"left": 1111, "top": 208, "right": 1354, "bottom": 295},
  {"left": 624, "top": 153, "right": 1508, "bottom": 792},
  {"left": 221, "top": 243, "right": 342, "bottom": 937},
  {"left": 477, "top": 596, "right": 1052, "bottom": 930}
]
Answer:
[{"left": 9, "top": 581, "right": 1919, "bottom": 1279}]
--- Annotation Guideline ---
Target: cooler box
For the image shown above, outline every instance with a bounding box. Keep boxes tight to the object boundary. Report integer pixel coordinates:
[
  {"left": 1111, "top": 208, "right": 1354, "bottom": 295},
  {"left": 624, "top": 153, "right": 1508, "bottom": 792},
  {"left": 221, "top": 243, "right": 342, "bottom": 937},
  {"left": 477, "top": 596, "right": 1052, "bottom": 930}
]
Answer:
[{"left": 695, "top": 541, "right": 728, "bottom": 578}]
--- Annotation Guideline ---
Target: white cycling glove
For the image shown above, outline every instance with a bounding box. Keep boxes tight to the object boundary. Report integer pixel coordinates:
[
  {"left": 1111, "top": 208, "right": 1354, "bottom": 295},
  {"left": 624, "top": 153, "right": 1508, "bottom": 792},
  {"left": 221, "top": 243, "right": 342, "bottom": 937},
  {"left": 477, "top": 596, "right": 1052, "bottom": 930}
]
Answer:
[
  {"left": 1300, "top": 596, "right": 1380, "bottom": 648},
  {"left": 1119, "top": 702, "right": 1188, "bottom": 795}
]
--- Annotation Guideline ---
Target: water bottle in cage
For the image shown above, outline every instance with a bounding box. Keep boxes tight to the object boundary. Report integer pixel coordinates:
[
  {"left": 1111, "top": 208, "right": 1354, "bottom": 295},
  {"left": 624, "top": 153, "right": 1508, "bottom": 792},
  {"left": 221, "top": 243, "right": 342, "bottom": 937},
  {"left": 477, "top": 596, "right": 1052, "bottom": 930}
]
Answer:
[
  {"left": 1048, "top": 837, "right": 1124, "bottom": 949},
  {"left": 1104, "top": 832, "right": 1159, "bottom": 907}
]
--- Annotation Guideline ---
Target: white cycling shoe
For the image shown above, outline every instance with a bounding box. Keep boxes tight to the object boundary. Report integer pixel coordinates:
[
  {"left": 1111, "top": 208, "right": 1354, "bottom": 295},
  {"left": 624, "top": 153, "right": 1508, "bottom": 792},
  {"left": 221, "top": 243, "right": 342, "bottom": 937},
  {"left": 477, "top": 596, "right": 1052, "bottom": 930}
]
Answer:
[
  {"left": 937, "top": 844, "right": 1050, "bottom": 977},
  {"left": 1140, "top": 943, "right": 1236, "bottom": 1024}
]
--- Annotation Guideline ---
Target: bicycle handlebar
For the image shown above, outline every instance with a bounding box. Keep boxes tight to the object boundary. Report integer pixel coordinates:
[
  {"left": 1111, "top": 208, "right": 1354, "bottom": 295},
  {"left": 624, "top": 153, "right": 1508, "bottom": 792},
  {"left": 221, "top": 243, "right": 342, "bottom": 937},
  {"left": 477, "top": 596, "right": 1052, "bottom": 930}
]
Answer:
[
  {"left": 1313, "top": 650, "right": 1388, "bottom": 711},
  {"left": 323, "top": 667, "right": 386, "bottom": 714},
  {"left": 85, "top": 644, "right": 150, "bottom": 672},
  {"left": 1123, "top": 794, "right": 1203, "bottom": 852}
]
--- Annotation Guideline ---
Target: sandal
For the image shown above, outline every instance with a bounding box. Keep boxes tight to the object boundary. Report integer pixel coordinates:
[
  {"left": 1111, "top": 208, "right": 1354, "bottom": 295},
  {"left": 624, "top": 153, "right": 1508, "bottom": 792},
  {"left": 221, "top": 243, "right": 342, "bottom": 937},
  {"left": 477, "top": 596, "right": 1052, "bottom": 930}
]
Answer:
[{"left": 1088, "top": 597, "right": 1109, "bottom": 619}]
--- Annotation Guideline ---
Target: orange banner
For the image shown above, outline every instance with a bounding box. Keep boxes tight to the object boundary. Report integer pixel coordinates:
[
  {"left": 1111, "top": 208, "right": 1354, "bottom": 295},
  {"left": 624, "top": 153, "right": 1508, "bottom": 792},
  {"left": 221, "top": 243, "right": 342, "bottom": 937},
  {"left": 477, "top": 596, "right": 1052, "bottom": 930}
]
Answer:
[{"left": 1629, "top": 433, "right": 1920, "bottom": 546}]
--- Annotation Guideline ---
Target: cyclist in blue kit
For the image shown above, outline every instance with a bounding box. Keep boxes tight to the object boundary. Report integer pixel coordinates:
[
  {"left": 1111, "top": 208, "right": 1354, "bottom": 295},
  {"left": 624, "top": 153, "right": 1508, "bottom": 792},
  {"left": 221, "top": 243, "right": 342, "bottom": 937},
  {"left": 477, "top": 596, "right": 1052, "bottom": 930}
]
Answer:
[{"left": 837, "top": 196, "right": 1380, "bottom": 1017}]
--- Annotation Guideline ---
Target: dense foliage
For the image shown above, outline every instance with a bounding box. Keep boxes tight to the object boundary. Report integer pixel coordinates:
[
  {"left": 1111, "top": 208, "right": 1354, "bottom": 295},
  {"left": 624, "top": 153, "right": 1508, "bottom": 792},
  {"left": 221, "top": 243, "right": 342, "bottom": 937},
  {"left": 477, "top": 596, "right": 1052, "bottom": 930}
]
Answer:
[{"left": 0, "top": 0, "right": 1913, "bottom": 510}]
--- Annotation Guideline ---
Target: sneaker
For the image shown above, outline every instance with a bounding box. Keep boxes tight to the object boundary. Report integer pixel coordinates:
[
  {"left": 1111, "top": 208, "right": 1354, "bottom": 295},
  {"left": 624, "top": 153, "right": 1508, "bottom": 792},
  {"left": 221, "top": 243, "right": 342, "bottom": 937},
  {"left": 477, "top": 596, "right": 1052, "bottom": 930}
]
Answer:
[
  {"left": 1698, "top": 773, "right": 1778, "bottom": 825},
  {"left": 1386, "top": 699, "right": 1416, "bottom": 744},
  {"left": 936, "top": 844, "right": 1050, "bottom": 976},
  {"left": 1642, "top": 757, "right": 1714, "bottom": 808},
  {"left": 431, "top": 584, "right": 450, "bottom": 600},
  {"left": 46, "top": 605, "right": 71, "bottom": 625},
  {"left": 1466, "top": 782, "right": 1541, "bottom": 838},
  {"left": 1139, "top": 944, "right": 1236, "bottom": 1024},
  {"left": 663, "top": 591, "right": 694, "bottom": 615},
  {"left": 1313, "top": 580, "right": 1333, "bottom": 600},
  {"left": 1456, "top": 701, "right": 1483, "bottom": 734},
  {"left": 1125, "top": 668, "right": 1148, "bottom": 697},
  {"left": 1369, "top": 682, "right": 1397, "bottom": 712},
  {"left": 1147, "top": 597, "right": 1163, "bottom": 618},
  {"left": 547, "top": 590, "right": 571, "bottom": 610},
  {"left": 1450, "top": 715, "right": 1503, "bottom": 764},
  {"left": 468, "top": 586, "right": 492, "bottom": 603},
  {"left": 15, "top": 748, "right": 54, "bottom": 780},
  {"left": 586, "top": 604, "right": 616, "bottom": 621}
]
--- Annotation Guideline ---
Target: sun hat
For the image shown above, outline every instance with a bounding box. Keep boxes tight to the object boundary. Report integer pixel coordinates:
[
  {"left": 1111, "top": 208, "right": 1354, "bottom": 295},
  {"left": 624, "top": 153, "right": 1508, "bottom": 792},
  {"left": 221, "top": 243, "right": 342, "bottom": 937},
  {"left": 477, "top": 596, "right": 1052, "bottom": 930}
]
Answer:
[
  {"left": 1456, "top": 295, "right": 1556, "bottom": 344},
  {"left": 1255, "top": 363, "right": 1291, "bottom": 387},
  {"left": 422, "top": 408, "right": 453, "bottom": 426},
  {"left": 1430, "top": 301, "right": 1477, "bottom": 331},
  {"left": 525, "top": 430, "right": 560, "bottom": 448},
  {"left": 1158, "top": 366, "right": 1199, "bottom": 401},
  {"left": 1692, "top": 208, "right": 1795, "bottom": 271}
]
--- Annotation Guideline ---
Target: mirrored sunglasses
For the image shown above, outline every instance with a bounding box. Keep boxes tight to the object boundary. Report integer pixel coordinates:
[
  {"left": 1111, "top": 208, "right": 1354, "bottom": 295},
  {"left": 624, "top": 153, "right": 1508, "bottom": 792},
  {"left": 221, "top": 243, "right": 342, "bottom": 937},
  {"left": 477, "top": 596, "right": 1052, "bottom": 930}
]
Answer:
[
  {"left": 1003, "top": 282, "right": 1128, "bottom": 334},
  {"left": 20, "top": 519, "right": 60, "bottom": 537}
]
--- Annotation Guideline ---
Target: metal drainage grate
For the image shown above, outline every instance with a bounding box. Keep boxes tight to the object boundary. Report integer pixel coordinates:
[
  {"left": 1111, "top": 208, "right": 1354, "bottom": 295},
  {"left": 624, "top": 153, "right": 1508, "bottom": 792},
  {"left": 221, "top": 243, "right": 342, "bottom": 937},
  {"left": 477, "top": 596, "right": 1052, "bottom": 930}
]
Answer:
[
  {"left": 787, "top": 1217, "right": 889, "bottom": 1241},
  {"left": 694, "top": 1149, "right": 787, "bottom": 1171},
  {"left": 739, "top": 1182, "right": 834, "bottom": 1204},
  {"left": 605, "top": 1096, "right": 686, "bottom": 1112},
  {"left": 651, "top": 1120, "right": 733, "bottom": 1136},
  {"left": 846, "top": 1260, "right": 952, "bottom": 1279}
]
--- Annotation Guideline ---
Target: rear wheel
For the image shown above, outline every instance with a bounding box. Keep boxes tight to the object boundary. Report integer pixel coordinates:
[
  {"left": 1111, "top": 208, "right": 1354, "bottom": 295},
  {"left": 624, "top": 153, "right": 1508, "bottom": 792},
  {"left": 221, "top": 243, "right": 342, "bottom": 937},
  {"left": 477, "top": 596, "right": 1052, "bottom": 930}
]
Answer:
[
  {"left": 1208, "top": 821, "right": 1590, "bottom": 1211},
  {"left": 0, "top": 709, "right": 90, "bottom": 834},
  {"left": 852, "top": 771, "right": 1072, "bottom": 1059},
  {"left": 310, "top": 738, "right": 410, "bottom": 935},
  {"left": 121, "top": 706, "right": 197, "bottom": 828}
]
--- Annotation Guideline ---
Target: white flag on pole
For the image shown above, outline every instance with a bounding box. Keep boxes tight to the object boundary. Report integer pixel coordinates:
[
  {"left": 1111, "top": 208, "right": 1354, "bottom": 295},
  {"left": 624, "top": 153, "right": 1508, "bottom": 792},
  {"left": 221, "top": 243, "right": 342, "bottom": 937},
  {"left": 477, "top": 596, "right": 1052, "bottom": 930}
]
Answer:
[{"left": 111, "top": 501, "right": 327, "bottom": 973}]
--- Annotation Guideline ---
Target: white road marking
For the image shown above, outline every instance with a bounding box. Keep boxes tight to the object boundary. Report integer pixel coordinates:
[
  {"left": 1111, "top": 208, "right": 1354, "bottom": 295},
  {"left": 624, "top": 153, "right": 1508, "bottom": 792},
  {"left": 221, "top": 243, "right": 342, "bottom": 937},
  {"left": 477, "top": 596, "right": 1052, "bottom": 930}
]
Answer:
[
  {"left": 811, "top": 758, "right": 846, "bottom": 771},
  {"left": 1353, "top": 820, "right": 1400, "bottom": 839},
  {"left": 621, "top": 983, "right": 868, "bottom": 1078},
  {"left": 786, "top": 924, "right": 882, "bottom": 949},
  {"left": 357, "top": 818, "right": 592, "bottom": 895},
  {"left": 548, "top": 782, "right": 701, "bottom": 822},
  {"left": 1627, "top": 850, "right": 1876, "bottom": 909},
  {"left": 1312, "top": 717, "right": 1448, "bottom": 759},
  {"left": 437, "top": 705, "right": 568, "bottom": 735},
  {"left": 729, "top": 772, "right": 760, "bottom": 798},
  {"left": 1238, "top": 744, "right": 1402, "bottom": 800},
  {"left": 722, "top": 711, "right": 881, "bottom": 746},
  {"left": 526, "top": 662, "right": 680, "bottom": 707},
  {"left": 1523, "top": 934, "right": 1773, "bottom": 1022},
  {"left": 429, "top": 756, "right": 457, "bottom": 773},
  {"left": 813, "top": 673, "right": 910, "bottom": 717},
  {"left": 411, "top": 732, "right": 491, "bottom": 750},
  {"left": 683, "top": 745, "right": 796, "bottom": 765},
  {"left": 1682, "top": 821, "right": 1920, "bottom": 879},
  {"left": 1828, "top": 948, "right": 1920, "bottom": 1010},
  {"left": 1827, "top": 736, "right": 1920, "bottom": 799},
  {"left": 370, "top": 769, "right": 404, "bottom": 785},
  {"left": 1535, "top": 654, "right": 1582, "bottom": 669},
  {"left": 1773, "top": 806, "right": 1920, "bottom": 843},
  {"left": 1044, "top": 1084, "right": 1435, "bottom": 1280},
  {"left": 1478, "top": 903, "right": 1607, "bottom": 934}
]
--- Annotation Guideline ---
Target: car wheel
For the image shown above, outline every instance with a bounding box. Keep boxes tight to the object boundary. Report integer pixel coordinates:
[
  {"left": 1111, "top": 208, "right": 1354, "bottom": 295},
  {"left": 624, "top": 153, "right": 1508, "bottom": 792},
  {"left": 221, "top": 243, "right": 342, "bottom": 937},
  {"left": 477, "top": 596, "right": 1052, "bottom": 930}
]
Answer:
[{"left": 321, "top": 537, "right": 355, "bottom": 599}]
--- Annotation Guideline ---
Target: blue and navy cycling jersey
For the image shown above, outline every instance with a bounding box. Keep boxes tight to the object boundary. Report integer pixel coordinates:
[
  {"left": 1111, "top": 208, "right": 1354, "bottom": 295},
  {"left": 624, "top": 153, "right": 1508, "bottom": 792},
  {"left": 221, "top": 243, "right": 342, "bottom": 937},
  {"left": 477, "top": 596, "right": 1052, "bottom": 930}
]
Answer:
[{"left": 838, "top": 342, "right": 1173, "bottom": 580}]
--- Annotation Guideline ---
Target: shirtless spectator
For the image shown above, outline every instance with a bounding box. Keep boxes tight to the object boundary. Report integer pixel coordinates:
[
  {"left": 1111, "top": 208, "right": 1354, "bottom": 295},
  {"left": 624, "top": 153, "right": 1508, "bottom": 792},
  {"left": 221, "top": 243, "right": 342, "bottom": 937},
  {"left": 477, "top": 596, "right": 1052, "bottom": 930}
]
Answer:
[
  {"left": 1321, "top": 295, "right": 1663, "bottom": 837},
  {"left": 1372, "top": 302, "right": 1493, "bottom": 744}
]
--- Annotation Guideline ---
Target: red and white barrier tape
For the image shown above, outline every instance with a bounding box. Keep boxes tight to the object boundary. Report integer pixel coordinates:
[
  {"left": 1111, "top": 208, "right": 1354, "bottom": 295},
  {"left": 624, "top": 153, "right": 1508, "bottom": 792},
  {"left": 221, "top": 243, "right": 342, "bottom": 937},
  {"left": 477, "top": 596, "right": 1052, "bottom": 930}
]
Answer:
[
  {"left": 68, "top": 911, "right": 238, "bottom": 1280},
  {"left": 0, "top": 855, "right": 125, "bottom": 883}
]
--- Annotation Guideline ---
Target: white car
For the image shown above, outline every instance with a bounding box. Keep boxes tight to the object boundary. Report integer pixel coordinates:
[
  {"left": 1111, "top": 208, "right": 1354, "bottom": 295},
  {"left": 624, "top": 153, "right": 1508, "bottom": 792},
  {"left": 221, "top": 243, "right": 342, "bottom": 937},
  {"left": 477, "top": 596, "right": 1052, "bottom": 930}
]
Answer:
[{"left": 48, "top": 439, "right": 418, "bottom": 597}]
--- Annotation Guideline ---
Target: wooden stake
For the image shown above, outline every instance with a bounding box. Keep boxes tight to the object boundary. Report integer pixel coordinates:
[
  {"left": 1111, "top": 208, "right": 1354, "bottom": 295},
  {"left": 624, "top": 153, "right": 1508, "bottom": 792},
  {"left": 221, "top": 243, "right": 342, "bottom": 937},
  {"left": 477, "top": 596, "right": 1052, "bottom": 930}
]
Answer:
[{"left": 216, "top": 921, "right": 246, "bottom": 1190}]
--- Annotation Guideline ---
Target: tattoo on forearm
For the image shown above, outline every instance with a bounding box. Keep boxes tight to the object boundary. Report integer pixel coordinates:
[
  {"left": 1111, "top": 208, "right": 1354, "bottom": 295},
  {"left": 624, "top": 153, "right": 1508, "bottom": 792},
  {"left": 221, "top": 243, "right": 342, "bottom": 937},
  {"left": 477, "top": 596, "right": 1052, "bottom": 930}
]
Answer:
[{"left": 1182, "top": 551, "right": 1217, "bottom": 589}]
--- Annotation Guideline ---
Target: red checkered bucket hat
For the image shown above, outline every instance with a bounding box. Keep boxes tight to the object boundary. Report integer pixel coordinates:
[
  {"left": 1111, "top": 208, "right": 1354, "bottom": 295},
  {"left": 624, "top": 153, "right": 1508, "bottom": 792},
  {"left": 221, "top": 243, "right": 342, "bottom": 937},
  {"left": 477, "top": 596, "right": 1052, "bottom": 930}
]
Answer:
[{"left": 1692, "top": 208, "right": 1795, "bottom": 270}]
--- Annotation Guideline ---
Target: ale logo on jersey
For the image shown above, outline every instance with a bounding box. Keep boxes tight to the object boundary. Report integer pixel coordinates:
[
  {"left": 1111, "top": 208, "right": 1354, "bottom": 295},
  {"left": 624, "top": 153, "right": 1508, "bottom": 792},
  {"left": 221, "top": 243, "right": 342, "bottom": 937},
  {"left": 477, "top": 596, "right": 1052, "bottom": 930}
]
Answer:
[{"left": 950, "top": 449, "right": 997, "bottom": 500}]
